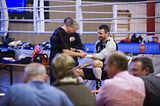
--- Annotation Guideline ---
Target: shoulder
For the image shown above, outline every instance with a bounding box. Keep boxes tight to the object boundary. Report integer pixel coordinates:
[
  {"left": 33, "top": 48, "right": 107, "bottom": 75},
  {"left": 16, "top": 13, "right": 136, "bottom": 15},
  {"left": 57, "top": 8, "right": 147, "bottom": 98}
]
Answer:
[
  {"left": 108, "top": 37, "right": 115, "bottom": 42},
  {"left": 9, "top": 84, "right": 30, "bottom": 94},
  {"left": 95, "top": 40, "right": 101, "bottom": 45},
  {"left": 11, "top": 83, "right": 28, "bottom": 89},
  {"left": 57, "top": 84, "right": 94, "bottom": 97},
  {"left": 48, "top": 85, "right": 68, "bottom": 96},
  {"left": 72, "top": 33, "right": 80, "bottom": 39},
  {"left": 130, "top": 74, "right": 144, "bottom": 82},
  {"left": 53, "top": 27, "right": 61, "bottom": 35},
  {"left": 74, "top": 32, "right": 80, "bottom": 36},
  {"left": 106, "top": 37, "right": 117, "bottom": 47},
  {"left": 102, "top": 79, "right": 116, "bottom": 89}
]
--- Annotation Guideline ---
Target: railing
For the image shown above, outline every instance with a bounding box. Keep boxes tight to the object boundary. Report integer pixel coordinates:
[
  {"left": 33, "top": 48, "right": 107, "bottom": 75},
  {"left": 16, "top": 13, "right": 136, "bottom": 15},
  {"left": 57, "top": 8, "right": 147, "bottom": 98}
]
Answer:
[{"left": 0, "top": 0, "right": 160, "bottom": 42}]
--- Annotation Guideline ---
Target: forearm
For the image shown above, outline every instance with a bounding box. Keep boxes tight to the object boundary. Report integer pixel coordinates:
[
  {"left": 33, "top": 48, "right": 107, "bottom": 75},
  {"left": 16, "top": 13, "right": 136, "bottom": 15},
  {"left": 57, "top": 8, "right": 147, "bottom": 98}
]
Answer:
[
  {"left": 85, "top": 54, "right": 104, "bottom": 60},
  {"left": 63, "top": 49, "right": 86, "bottom": 57}
]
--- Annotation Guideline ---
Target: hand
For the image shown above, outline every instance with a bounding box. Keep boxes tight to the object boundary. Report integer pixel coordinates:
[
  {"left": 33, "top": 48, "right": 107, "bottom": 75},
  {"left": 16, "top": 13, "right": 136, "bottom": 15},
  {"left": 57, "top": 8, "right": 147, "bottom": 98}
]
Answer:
[
  {"left": 79, "top": 51, "right": 87, "bottom": 58},
  {"left": 85, "top": 54, "right": 96, "bottom": 59}
]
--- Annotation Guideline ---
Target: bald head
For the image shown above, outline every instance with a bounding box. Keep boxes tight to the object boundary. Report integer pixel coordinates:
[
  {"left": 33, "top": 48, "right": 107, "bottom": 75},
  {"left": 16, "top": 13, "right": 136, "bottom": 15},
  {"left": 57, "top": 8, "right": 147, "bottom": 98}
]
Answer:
[{"left": 24, "top": 63, "right": 47, "bottom": 83}]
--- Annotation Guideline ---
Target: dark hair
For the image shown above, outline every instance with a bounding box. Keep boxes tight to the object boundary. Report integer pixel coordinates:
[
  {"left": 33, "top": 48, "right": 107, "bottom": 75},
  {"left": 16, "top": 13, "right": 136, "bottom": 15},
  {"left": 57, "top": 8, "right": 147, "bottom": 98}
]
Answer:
[
  {"left": 131, "top": 57, "right": 154, "bottom": 73},
  {"left": 99, "top": 24, "right": 110, "bottom": 33},
  {"left": 107, "top": 51, "right": 128, "bottom": 71}
]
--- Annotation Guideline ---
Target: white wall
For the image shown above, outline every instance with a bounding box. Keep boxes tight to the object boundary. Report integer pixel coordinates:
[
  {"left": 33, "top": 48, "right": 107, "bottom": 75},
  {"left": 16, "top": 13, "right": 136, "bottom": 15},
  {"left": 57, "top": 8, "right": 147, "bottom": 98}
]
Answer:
[
  {"left": 117, "top": 2, "right": 160, "bottom": 42},
  {"left": 116, "top": 3, "right": 146, "bottom": 41}
]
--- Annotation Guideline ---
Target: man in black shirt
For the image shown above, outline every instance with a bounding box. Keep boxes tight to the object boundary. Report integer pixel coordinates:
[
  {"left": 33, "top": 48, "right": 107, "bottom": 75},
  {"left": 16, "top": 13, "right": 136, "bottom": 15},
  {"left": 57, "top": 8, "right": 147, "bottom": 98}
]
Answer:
[{"left": 49, "top": 17, "right": 86, "bottom": 83}]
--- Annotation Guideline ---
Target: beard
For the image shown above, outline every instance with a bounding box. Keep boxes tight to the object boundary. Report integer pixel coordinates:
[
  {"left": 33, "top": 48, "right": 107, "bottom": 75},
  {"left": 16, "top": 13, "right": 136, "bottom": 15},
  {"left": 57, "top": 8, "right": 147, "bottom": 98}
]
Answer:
[{"left": 98, "top": 36, "right": 104, "bottom": 41}]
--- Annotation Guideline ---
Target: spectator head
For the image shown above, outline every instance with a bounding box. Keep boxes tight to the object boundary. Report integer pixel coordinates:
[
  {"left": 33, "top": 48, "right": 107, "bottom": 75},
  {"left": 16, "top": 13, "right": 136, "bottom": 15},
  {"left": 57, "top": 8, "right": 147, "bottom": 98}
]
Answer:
[
  {"left": 51, "top": 53, "right": 75, "bottom": 79},
  {"left": 23, "top": 63, "right": 48, "bottom": 83},
  {"left": 63, "top": 17, "right": 79, "bottom": 33},
  {"left": 104, "top": 51, "right": 128, "bottom": 78},
  {"left": 98, "top": 24, "right": 110, "bottom": 41},
  {"left": 129, "top": 57, "right": 154, "bottom": 77}
]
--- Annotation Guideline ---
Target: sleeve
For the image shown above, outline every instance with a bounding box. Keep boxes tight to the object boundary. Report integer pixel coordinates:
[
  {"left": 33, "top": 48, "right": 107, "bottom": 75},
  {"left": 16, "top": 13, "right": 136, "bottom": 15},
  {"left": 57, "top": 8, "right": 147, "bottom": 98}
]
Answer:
[
  {"left": 94, "top": 39, "right": 117, "bottom": 60},
  {"left": 50, "top": 30, "right": 62, "bottom": 51}
]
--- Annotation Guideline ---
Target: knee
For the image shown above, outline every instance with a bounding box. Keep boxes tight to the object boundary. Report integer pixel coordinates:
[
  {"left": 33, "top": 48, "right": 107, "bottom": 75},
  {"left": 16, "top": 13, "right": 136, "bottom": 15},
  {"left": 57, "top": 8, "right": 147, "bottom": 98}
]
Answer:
[{"left": 92, "top": 60, "right": 103, "bottom": 68}]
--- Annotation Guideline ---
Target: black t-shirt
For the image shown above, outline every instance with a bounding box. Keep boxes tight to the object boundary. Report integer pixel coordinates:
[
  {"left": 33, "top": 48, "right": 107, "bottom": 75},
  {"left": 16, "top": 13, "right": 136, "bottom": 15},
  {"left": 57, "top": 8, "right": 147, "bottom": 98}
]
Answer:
[{"left": 49, "top": 27, "right": 84, "bottom": 65}]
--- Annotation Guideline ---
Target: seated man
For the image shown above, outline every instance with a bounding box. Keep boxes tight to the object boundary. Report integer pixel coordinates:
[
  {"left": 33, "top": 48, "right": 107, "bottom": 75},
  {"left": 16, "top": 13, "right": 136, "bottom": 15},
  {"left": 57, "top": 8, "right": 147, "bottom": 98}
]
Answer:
[
  {"left": 129, "top": 57, "right": 160, "bottom": 106},
  {"left": 129, "top": 57, "right": 154, "bottom": 77},
  {"left": 96, "top": 51, "right": 145, "bottom": 106},
  {"left": 0, "top": 63, "right": 73, "bottom": 106},
  {"left": 76, "top": 24, "right": 117, "bottom": 89},
  {"left": 51, "top": 53, "right": 96, "bottom": 106}
]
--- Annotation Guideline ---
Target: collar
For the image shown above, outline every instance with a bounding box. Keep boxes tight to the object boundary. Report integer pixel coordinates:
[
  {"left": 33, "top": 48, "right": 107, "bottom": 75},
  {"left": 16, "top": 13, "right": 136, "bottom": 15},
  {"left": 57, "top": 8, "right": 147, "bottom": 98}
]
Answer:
[
  {"left": 102, "top": 36, "right": 111, "bottom": 43},
  {"left": 59, "top": 77, "right": 78, "bottom": 84},
  {"left": 114, "top": 71, "right": 129, "bottom": 78}
]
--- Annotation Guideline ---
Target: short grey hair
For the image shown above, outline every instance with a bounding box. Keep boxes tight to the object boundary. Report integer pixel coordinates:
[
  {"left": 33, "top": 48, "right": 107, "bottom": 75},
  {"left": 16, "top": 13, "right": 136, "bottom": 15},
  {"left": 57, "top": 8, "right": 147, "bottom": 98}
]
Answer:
[
  {"left": 64, "top": 17, "right": 79, "bottom": 30},
  {"left": 24, "top": 63, "right": 46, "bottom": 80}
]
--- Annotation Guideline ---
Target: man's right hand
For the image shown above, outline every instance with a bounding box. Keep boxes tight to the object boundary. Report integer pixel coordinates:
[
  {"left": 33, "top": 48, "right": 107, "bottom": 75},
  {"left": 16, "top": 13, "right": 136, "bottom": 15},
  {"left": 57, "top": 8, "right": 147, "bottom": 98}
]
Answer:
[{"left": 79, "top": 51, "right": 87, "bottom": 58}]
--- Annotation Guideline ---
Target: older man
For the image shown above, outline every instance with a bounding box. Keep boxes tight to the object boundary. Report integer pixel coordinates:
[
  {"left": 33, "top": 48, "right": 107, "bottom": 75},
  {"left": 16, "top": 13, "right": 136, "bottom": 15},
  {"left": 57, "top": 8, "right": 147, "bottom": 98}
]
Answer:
[
  {"left": 49, "top": 17, "right": 86, "bottom": 83},
  {"left": 0, "top": 63, "right": 73, "bottom": 106}
]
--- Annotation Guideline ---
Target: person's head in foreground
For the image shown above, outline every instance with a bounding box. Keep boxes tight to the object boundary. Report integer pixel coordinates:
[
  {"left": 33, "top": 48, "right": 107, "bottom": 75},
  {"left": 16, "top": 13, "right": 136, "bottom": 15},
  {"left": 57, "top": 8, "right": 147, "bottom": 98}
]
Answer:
[
  {"left": 104, "top": 51, "right": 128, "bottom": 78},
  {"left": 51, "top": 53, "right": 76, "bottom": 80},
  {"left": 23, "top": 62, "right": 48, "bottom": 83}
]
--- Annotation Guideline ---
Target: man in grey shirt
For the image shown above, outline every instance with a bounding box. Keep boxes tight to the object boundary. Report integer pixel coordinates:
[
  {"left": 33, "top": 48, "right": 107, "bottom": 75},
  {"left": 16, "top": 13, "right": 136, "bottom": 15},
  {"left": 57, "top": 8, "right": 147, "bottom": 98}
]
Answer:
[{"left": 1, "top": 63, "right": 73, "bottom": 106}]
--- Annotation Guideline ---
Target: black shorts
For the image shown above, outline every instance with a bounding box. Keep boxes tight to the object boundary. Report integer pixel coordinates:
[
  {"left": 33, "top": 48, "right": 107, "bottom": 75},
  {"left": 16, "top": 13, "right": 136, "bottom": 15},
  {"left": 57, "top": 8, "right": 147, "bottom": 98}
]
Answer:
[{"left": 82, "top": 68, "right": 108, "bottom": 80}]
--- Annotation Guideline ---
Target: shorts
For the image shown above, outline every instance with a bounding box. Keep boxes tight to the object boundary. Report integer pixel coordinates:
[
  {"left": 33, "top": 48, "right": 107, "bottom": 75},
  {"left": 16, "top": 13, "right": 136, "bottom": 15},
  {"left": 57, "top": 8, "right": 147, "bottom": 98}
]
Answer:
[{"left": 82, "top": 68, "right": 108, "bottom": 80}]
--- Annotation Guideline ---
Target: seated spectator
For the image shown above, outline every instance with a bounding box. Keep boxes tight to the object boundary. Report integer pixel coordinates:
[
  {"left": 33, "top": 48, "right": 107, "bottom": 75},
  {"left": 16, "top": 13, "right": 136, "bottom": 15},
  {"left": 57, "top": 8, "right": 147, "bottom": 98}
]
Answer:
[
  {"left": 0, "top": 63, "right": 73, "bottom": 106},
  {"left": 96, "top": 51, "right": 145, "bottom": 106},
  {"left": 152, "top": 36, "right": 158, "bottom": 43},
  {"left": 138, "top": 35, "right": 143, "bottom": 43},
  {"left": 51, "top": 53, "right": 96, "bottom": 106},
  {"left": 129, "top": 57, "right": 160, "bottom": 106},
  {"left": 120, "top": 37, "right": 131, "bottom": 43},
  {"left": 129, "top": 57, "right": 154, "bottom": 77},
  {"left": 131, "top": 34, "right": 139, "bottom": 43}
]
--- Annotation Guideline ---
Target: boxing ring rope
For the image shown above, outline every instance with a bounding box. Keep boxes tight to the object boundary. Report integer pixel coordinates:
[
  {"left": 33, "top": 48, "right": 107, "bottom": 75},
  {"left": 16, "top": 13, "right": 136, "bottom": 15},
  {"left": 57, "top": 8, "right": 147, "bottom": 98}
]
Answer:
[
  {"left": 0, "top": 30, "right": 159, "bottom": 35},
  {"left": 0, "top": 0, "right": 159, "bottom": 36},
  {"left": 80, "top": 0, "right": 159, "bottom": 7}
]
